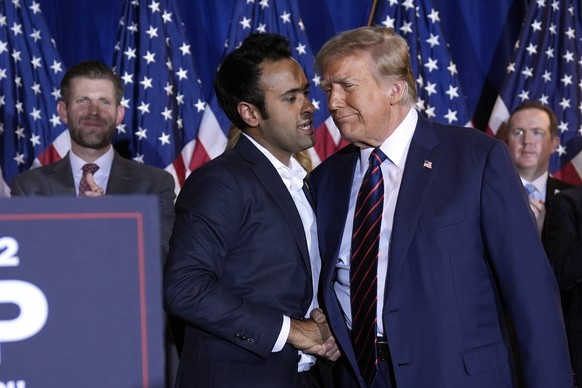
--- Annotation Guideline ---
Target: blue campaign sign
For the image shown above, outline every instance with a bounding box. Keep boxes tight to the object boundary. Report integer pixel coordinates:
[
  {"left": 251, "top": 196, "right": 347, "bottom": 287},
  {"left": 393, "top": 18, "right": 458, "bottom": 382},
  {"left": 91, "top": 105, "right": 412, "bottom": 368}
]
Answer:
[{"left": 0, "top": 196, "right": 165, "bottom": 387}]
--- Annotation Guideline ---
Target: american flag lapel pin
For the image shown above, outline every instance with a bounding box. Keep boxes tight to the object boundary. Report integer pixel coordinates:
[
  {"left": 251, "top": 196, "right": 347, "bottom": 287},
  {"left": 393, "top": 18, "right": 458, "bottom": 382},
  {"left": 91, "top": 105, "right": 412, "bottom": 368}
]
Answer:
[{"left": 423, "top": 160, "right": 433, "bottom": 169}]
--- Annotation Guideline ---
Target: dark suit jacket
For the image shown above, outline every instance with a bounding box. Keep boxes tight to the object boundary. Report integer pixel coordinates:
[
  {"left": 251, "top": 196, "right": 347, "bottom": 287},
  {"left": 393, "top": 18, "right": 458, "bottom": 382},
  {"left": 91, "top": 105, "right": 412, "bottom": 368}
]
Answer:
[
  {"left": 163, "top": 135, "right": 314, "bottom": 387},
  {"left": 543, "top": 185, "right": 582, "bottom": 383},
  {"left": 9, "top": 151, "right": 175, "bottom": 258},
  {"left": 542, "top": 177, "right": 574, "bottom": 239},
  {"left": 310, "top": 115, "right": 572, "bottom": 388},
  {"left": 546, "top": 177, "right": 574, "bottom": 204}
]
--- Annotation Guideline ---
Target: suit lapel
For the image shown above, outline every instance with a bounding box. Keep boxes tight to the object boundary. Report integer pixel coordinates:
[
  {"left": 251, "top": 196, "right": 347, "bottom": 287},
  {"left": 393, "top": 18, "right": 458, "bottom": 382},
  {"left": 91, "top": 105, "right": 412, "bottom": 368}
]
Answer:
[
  {"left": 235, "top": 136, "right": 314, "bottom": 285},
  {"left": 386, "top": 117, "right": 441, "bottom": 296},
  {"left": 319, "top": 146, "right": 358, "bottom": 268},
  {"left": 316, "top": 147, "right": 362, "bottom": 377},
  {"left": 106, "top": 152, "right": 133, "bottom": 194},
  {"left": 546, "top": 177, "right": 556, "bottom": 203},
  {"left": 545, "top": 177, "right": 572, "bottom": 203},
  {"left": 302, "top": 177, "right": 314, "bottom": 209},
  {"left": 47, "top": 154, "right": 76, "bottom": 195}
]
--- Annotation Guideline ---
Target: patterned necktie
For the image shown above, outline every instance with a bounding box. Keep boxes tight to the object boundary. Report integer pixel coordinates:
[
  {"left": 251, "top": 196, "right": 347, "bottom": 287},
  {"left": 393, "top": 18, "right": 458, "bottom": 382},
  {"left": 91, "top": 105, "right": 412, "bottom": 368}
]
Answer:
[
  {"left": 350, "top": 148, "right": 387, "bottom": 386},
  {"left": 78, "top": 163, "right": 99, "bottom": 196}
]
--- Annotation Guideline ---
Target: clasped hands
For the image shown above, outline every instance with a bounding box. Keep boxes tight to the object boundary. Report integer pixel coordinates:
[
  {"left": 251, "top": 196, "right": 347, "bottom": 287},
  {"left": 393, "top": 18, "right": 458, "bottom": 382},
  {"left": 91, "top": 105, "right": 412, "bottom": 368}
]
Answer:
[{"left": 287, "top": 308, "right": 340, "bottom": 361}]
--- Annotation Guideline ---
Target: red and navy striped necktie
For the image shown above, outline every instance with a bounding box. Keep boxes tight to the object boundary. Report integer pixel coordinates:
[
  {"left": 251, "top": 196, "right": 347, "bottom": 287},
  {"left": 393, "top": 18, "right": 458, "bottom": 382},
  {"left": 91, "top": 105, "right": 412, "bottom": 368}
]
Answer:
[{"left": 350, "top": 147, "right": 387, "bottom": 386}]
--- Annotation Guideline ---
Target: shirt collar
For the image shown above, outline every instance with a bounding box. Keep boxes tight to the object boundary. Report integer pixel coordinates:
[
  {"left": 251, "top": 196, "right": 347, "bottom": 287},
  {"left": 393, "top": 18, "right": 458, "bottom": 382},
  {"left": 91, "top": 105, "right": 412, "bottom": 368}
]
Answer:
[
  {"left": 242, "top": 133, "right": 307, "bottom": 192},
  {"left": 69, "top": 146, "right": 114, "bottom": 176},
  {"left": 521, "top": 171, "right": 548, "bottom": 197},
  {"left": 359, "top": 108, "right": 418, "bottom": 174}
]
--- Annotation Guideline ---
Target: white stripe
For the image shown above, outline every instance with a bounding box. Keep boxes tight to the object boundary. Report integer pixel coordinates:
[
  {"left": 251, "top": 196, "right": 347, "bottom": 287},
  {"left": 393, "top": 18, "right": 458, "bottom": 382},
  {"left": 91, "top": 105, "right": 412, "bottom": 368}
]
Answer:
[
  {"left": 0, "top": 165, "right": 10, "bottom": 198},
  {"left": 180, "top": 139, "right": 196, "bottom": 178},
  {"left": 324, "top": 116, "right": 342, "bottom": 145},
  {"left": 163, "top": 163, "right": 181, "bottom": 198},
  {"left": 307, "top": 147, "right": 322, "bottom": 169},
  {"left": 51, "top": 130, "right": 72, "bottom": 159},
  {"left": 571, "top": 152, "right": 582, "bottom": 181},
  {"left": 198, "top": 108, "right": 227, "bottom": 160},
  {"left": 487, "top": 96, "right": 510, "bottom": 134}
]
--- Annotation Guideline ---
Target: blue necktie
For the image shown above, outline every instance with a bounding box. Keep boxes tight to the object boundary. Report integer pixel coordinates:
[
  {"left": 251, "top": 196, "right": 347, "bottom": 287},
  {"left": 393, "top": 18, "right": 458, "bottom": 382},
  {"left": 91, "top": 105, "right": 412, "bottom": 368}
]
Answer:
[
  {"left": 524, "top": 183, "right": 535, "bottom": 197},
  {"left": 350, "top": 148, "right": 387, "bottom": 386}
]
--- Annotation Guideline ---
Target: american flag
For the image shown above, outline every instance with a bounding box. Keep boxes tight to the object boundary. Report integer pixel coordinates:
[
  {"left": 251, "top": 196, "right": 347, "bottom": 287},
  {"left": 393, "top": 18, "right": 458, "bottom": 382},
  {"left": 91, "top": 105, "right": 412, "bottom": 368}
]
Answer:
[
  {"left": 0, "top": 0, "right": 68, "bottom": 197},
  {"left": 370, "top": 0, "right": 472, "bottom": 127},
  {"left": 488, "top": 0, "right": 582, "bottom": 185},
  {"left": 112, "top": 0, "right": 223, "bottom": 192},
  {"left": 221, "top": 0, "right": 347, "bottom": 167}
]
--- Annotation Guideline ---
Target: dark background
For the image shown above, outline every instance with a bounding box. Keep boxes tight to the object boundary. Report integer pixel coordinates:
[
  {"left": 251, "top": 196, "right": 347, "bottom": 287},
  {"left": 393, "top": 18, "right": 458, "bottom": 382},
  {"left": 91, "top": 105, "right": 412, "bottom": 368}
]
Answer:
[{"left": 37, "top": 0, "right": 529, "bottom": 131}]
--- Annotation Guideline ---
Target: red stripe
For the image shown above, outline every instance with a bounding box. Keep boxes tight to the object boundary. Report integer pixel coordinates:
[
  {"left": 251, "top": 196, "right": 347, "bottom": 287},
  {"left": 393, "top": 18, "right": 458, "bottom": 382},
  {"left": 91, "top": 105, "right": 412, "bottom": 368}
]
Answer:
[
  {"left": 313, "top": 122, "right": 349, "bottom": 162},
  {"left": 189, "top": 140, "right": 211, "bottom": 172},
  {"left": 37, "top": 144, "right": 62, "bottom": 165},
  {"left": 172, "top": 155, "right": 187, "bottom": 187},
  {"left": 352, "top": 195, "right": 384, "bottom": 247},
  {"left": 552, "top": 161, "right": 582, "bottom": 186}
]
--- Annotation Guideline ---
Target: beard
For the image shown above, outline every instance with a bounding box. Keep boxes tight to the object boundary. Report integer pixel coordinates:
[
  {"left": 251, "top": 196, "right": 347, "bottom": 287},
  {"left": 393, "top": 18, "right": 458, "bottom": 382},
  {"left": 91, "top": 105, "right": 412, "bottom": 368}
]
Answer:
[{"left": 68, "top": 117, "right": 116, "bottom": 150}]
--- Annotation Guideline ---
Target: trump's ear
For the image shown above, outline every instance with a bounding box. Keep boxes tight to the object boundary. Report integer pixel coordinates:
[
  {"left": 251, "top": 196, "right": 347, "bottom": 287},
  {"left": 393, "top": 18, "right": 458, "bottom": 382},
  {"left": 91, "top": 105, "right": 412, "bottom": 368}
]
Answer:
[{"left": 388, "top": 80, "right": 405, "bottom": 105}]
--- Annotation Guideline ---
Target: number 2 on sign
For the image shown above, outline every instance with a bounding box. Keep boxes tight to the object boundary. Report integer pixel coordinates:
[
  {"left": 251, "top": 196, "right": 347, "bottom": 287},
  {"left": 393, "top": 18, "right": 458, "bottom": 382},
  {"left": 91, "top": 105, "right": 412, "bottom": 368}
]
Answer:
[{"left": 0, "top": 236, "right": 19, "bottom": 267}]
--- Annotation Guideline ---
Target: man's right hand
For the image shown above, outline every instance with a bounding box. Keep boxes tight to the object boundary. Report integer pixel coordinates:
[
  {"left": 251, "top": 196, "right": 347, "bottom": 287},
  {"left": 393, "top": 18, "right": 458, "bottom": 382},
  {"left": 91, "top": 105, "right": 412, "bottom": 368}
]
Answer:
[
  {"left": 81, "top": 172, "right": 105, "bottom": 197},
  {"left": 311, "top": 308, "right": 341, "bottom": 361},
  {"left": 287, "top": 310, "right": 340, "bottom": 361}
]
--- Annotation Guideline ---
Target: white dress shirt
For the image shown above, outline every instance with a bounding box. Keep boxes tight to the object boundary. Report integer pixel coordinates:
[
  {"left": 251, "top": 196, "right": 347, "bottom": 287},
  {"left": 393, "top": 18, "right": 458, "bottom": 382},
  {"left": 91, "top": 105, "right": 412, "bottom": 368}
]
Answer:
[
  {"left": 335, "top": 108, "right": 417, "bottom": 336},
  {"left": 243, "top": 134, "right": 321, "bottom": 371},
  {"left": 520, "top": 172, "right": 548, "bottom": 202},
  {"left": 69, "top": 146, "right": 114, "bottom": 195}
]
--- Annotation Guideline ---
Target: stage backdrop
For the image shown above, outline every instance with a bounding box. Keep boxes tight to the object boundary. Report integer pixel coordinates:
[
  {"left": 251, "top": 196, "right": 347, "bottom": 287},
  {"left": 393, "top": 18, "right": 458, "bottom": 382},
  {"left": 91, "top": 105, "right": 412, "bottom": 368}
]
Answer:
[
  {"left": 38, "top": 0, "right": 526, "bottom": 128},
  {"left": 1, "top": 0, "right": 581, "bottom": 192}
]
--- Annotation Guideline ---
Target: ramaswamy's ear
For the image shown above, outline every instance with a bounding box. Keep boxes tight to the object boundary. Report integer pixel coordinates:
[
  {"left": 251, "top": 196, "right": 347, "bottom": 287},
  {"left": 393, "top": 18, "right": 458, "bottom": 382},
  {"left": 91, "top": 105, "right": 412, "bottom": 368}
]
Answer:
[{"left": 237, "top": 102, "right": 261, "bottom": 128}]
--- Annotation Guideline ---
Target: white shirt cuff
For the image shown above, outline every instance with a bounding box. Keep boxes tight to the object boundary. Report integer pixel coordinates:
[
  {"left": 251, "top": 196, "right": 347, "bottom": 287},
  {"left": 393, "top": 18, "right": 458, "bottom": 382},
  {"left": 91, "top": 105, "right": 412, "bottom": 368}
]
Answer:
[{"left": 272, "top": 315, "right": 290, "bottom": 352}]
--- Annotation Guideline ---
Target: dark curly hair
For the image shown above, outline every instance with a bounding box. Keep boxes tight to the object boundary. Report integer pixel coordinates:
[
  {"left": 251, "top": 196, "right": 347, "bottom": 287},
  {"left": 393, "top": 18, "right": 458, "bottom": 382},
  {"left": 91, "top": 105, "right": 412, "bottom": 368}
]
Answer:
[{"left": 213, "top": 33, "right": 292, "bottom": 130}]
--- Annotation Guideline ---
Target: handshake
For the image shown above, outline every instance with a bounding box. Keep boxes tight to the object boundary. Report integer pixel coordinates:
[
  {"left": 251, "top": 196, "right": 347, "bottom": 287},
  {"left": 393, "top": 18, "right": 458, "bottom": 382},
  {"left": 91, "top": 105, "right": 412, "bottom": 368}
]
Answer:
[{"left": 287, "top": 308, "right": 341, "bottom": 361}]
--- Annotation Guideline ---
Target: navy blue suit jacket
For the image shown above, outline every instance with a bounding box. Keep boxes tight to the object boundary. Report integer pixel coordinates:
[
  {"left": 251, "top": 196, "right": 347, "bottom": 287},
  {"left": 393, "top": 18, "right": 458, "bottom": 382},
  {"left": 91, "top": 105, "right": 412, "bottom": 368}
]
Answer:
[
  {"left": 310, "top": 114, "right": 572, "bottom": 387},
  {"left": 164, "top": 135, "right": 314, "bottom": 387}
]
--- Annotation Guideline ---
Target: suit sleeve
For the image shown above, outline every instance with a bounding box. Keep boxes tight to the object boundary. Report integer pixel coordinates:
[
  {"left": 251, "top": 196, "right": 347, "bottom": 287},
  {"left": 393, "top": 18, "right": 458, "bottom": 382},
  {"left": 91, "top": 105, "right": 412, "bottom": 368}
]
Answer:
[
  {"left": 163, "top": 166, "right": 283, "bottom": 359},
  {"left": 154, "top": 171, "right": 176, "bottom": 261},
  {"left": 479, "top": 141, "right": 573, "bottom": 386},
  {"left": 9, "top": 176, "right": 25, "bottom": 196},
  {"left": 543, "top": 190, "right": 582, "bottom": 290}
]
